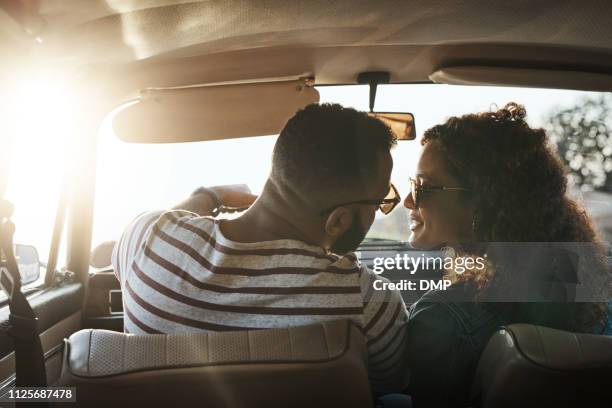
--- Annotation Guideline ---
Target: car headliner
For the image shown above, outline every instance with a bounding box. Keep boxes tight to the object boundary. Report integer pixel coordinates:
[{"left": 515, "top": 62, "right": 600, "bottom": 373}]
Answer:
[{"left": 2, "top": 0, "right": 612, "bottom": 90}]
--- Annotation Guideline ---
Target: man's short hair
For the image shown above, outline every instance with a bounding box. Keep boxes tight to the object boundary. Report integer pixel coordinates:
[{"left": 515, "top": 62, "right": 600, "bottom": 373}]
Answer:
[{"left": 271, "top": 103, "right": 396, "bottom": 206}]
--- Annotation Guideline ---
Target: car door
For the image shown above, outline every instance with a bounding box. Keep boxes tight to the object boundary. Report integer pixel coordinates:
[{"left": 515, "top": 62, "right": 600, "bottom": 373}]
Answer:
[{"left": 0, "top": 268, "right": 84, "bottom": 388}]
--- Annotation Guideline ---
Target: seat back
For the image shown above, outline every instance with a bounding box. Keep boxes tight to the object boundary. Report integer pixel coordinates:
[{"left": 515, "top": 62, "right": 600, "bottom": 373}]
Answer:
[
  {"left": 58, "top": 320, "right": 372, "bottom": 408},
  {"left": 472, "top": 324, "right": 612, "bottom": 408}
]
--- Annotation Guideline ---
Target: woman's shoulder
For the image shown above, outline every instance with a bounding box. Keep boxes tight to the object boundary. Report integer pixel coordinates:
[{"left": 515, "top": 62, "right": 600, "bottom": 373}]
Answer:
[
  {"left": 403, "top": 283, "right": 504, "bottom": 407},
  {"left": 409, "top": 281, "right": 477, "bottom": 315},
  {"left": 409, "top": 282, "right": 504, "bottom": 335}
]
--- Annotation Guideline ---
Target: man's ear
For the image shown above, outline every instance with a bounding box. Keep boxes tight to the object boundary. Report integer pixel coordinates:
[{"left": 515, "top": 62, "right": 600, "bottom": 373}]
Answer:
[{"left": 324, "top": 207, "right": 353, "bottom": 238}]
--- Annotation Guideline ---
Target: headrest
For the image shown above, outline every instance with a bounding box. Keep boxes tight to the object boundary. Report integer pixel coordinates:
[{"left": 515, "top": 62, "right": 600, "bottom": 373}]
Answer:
[
  {"left": 472, "top": 324, "right": 612, "bottom": 408},
  {"left": 58, "top": 320, "right": 372, "bottom": 407}
]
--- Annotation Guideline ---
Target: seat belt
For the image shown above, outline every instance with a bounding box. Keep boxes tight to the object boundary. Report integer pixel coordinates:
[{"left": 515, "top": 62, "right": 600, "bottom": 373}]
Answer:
[{"left": 0, "top": 199, "right": 47, "bottom": 388}]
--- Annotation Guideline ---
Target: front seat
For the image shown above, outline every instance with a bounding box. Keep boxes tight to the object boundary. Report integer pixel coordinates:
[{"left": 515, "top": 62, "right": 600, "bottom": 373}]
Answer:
[
  {"left": 471, "top": 324, "right": 612, "bottom": 408},
  {"left": 57, "top": 320, "right": 372, "bottom": 408}
]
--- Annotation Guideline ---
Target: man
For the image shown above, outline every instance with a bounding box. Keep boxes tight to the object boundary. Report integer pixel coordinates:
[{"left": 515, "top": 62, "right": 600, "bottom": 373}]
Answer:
[{"left": 112, "top": 103, "right": 408, "bottom": 392}]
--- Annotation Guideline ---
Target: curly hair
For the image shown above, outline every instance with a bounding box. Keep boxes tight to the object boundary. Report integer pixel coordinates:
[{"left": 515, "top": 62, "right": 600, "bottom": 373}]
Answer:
[
  {"left": 423, "top": 102, "right": 598, "bottom": 243},
  {"left": 422, "top": 102, "right": 609, "bottom": 331}
]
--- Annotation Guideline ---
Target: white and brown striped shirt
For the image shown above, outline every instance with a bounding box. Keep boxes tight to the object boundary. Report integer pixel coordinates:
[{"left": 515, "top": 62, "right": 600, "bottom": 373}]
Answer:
[{"left": 112, "top": 210, "right": 408, "bottom": 392}]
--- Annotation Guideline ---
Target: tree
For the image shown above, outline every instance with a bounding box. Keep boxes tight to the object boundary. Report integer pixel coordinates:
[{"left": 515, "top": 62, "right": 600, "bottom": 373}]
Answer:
[{"left": 546, "top": 94, "right": 612, "bottom": 192}]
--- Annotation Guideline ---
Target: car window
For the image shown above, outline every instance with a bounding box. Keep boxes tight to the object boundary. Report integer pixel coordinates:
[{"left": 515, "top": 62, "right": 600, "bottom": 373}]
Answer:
[
  {"left": 2, "top": 78, "right": 73, "bottom": 291},
  {"left": 91, "top": 84, "right": 611, "bottom": 255},
  {"left": 321, "top": 84, "right": 612, "bottom": 245}
]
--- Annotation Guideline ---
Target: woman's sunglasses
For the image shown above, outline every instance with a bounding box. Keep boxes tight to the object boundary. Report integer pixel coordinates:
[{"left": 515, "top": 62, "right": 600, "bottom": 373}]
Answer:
[
  {"left": 409, "top": 177, "right": 471, "bottom": 209},
  {"left": 319, "top": 183, "right": 401, "bottom": 216}
]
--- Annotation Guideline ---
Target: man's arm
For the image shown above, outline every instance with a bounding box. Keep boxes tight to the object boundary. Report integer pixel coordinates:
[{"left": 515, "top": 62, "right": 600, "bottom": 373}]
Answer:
[
  {"left": 360, "top": 267, "right": 410, "bottom": 394},
  {"left": 171, "top": 189, "right": 217, "bottom": 215},
  {"left": 111, "top": 184, "right": 257, "bottom": 282},
  {"left": 172, "top": 184, "right": 257, "bottom": 216}
]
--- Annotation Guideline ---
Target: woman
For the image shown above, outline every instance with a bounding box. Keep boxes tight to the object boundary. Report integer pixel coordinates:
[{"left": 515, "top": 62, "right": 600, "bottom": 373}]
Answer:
[{"left": 402, "top": 102, "right": 610, "bottom": 407}]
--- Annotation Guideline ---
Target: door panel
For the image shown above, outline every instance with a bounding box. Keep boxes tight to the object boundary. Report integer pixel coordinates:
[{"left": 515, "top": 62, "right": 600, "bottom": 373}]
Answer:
[
  {"left": 0, "top": 311, "right": 82, "bottom": 386},
  {"left": 0, "top": 282, "right": 83, "bottom": 360},
  {"left": 0, "top": 282, "right": 84, "bottom": 388}
]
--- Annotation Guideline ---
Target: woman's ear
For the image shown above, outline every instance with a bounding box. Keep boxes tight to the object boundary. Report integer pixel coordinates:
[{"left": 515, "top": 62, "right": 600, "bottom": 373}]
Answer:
[{"left": 324, "top": 207, "right": 353, "bottom": 238}]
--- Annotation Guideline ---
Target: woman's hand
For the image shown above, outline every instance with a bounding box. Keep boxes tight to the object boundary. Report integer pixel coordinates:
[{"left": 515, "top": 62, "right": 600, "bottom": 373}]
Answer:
[
  {"left": 210, "top": 184, "right": 258, "bottom": 208},
  {"left": 173, "top": 184, "right": 258, "bottom": 216}
]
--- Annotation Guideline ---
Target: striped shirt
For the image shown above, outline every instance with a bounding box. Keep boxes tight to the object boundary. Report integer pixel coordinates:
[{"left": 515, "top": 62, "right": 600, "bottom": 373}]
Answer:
[{"left": 112, "top": 210, "right": 409, "bottom": 392}]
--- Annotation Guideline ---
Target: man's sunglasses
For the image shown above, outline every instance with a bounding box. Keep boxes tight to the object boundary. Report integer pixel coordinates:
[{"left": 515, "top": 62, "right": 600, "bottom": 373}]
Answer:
[
  {"left": 319, "top": 183, "right": 401, "bottom": 216},
  {"left": 409, "top": 177, "right": 471, "bottom": 209}
]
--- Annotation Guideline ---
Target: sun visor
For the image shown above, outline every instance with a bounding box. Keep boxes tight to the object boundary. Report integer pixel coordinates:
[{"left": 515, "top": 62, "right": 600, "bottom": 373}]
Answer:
[
  {"left": 430, "top": 66, "right": 612, "bottom": 92},
  {"left": 112, "top": 78, "right": 319, "bottom": 143}
]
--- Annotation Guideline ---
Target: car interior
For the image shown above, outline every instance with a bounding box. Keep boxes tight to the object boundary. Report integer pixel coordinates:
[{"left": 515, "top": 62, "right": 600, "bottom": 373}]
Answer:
[{"left": 0, "top": 1, "right": 611, "bottom": 407}]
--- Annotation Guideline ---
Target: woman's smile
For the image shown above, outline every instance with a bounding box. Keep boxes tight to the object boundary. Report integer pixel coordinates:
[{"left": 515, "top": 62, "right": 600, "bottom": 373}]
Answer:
[{"left": 409, "top": 214, "right": 424, "bottom": 231}]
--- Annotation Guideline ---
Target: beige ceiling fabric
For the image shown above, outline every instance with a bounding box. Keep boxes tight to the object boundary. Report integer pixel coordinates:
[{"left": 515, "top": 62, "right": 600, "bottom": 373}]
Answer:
[
  {"left": 3, "top": 1, "right": 612, "bottom": 88},
  {"left": 26, "top": 1, "right": 612, "bottom": 62}
]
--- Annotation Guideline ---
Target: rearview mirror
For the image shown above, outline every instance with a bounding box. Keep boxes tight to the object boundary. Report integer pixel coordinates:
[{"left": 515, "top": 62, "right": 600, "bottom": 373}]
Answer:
[
  {"left": 14, "top": 244, "right": 41, "bottom": 286},
  {"left": 368, "top": 112, "right": 416, "bottom": 141}
]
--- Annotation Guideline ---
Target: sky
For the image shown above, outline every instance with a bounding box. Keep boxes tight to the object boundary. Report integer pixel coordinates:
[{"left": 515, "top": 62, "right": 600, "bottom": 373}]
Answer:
[{"left": 4, "top": 83, "right": 603, "bottom": 265}]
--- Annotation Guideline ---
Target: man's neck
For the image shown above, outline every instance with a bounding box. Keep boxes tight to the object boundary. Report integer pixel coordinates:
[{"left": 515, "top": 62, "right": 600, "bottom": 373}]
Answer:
[{"left": 219, "top": 182, "right": 320, "bottom": 246}]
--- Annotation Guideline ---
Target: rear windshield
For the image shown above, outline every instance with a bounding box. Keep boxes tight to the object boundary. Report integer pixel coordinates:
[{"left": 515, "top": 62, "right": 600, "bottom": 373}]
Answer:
[
  {"left": 9, "top": 84, "right": 608, "bottom": 268},
  {"left": 89, "top": 84, "right": 611, "bottom": 253}
]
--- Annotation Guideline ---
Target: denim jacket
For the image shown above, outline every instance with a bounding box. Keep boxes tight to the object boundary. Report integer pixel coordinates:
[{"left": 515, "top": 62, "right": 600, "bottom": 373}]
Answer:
[
  {"left": 401, "top": 282, "right": 602, "bottom": 407},
  {"left": 402, "top": 284, "right": 503, "bottom": 407}
]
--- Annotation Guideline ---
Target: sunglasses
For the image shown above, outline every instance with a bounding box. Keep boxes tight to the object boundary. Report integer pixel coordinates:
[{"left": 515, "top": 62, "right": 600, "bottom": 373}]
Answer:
[
  {"left": 319, "top": 183, "right": 401, "bottom": 216},
  {"left": 409, "top": 177, "right": 471, "bottom": 209}
]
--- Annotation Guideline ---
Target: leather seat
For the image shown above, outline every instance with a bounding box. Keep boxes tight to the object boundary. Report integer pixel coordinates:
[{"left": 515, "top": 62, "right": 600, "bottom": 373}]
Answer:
[
  {"left": 472, "top": 324, "right": 612, "bottom": 408},
  {"left": 57, "top": 320, "right": 372, "bottom": 408}
]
